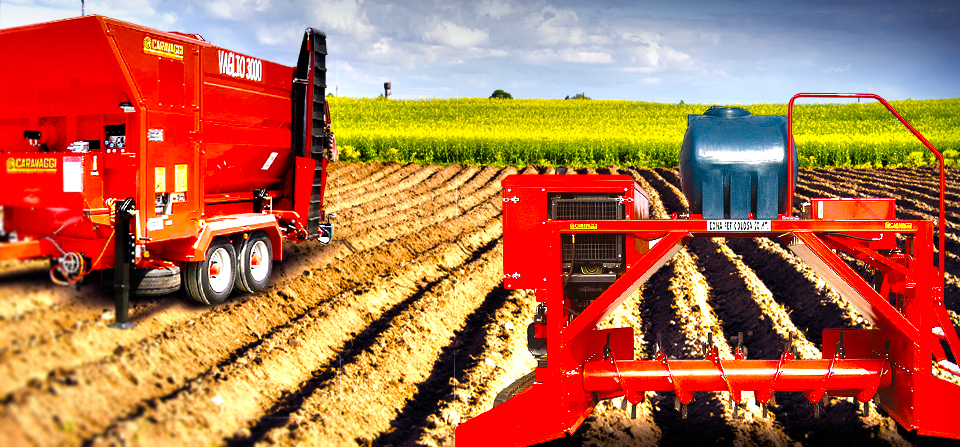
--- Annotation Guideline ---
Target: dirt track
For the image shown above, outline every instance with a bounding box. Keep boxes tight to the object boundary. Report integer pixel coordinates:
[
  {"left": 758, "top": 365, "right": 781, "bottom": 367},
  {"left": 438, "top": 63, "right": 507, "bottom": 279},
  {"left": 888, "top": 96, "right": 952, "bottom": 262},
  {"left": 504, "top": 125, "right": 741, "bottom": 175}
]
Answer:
[{"left": 0, "top": 163, "right": 958, "bottom": 447}]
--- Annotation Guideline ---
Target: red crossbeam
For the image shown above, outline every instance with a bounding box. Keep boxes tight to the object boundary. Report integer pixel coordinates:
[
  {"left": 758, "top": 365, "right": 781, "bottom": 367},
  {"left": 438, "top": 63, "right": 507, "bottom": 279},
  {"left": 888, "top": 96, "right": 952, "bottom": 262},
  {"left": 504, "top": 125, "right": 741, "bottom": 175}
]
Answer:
[{"left": 583, "top": 358, "right": 891, "bottom": 394}]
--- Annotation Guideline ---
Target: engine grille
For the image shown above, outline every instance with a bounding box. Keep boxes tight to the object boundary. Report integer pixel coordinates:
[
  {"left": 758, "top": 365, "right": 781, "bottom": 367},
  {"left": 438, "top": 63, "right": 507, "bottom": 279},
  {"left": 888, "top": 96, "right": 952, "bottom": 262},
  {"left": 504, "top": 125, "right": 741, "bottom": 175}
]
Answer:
[
  {"left": 551, "top": 195, "right": 624, "bottom": 265},
  {"left": 562, "top": 234, "right": 622, "bottom": 262},
  {"left": 550, "top": 196, "right": 623, "bottom": 220}
]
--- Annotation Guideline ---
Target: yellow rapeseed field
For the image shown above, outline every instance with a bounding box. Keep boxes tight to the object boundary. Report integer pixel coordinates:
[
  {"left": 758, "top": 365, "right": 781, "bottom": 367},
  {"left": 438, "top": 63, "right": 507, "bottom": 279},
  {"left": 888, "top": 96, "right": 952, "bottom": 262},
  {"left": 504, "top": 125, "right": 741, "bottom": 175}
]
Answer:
[{"left": 328, "top": 97, "right": 960, "bottom": 168}]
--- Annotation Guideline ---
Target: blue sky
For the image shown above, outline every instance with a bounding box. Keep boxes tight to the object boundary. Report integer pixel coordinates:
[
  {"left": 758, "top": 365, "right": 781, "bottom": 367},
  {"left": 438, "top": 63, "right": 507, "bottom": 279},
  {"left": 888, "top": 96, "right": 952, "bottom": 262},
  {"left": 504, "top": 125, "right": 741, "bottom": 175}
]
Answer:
[{"left": 2, "top": 0, "right": 958, "bottom": 103}]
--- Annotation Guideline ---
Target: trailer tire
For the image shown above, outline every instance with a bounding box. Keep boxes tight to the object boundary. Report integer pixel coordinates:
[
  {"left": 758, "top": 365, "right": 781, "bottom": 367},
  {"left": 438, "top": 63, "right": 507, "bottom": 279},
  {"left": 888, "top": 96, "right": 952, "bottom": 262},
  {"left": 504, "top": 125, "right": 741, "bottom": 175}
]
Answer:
[
  {"left": 493, "top": 370, "right": 537, "bottom": 408},
  {"left": 183, "top": 239, "right": 237, "bottom": 305},
  {"left": 234, "top": 231, "right": 273, "bottom": 293},
  {"left": 102, "top": 267, "right": 181, "bottom": 296}
]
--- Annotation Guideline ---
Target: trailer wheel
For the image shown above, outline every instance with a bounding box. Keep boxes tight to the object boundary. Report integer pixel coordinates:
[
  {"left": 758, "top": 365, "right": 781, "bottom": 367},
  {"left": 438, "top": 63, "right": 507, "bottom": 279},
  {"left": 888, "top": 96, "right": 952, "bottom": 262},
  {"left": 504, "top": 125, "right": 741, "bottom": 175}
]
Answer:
[
  {"left": 184, "top": 239, "right": 237, "bottom": 305},
  {"left": 101, "top": 267, "right": 181, "bottom": 296},
  {"left": 493, "top": 370, "right": 537, "bottom": 408},
  {"left": 234, "top": 231, "right": 273, "bottom": 293}
]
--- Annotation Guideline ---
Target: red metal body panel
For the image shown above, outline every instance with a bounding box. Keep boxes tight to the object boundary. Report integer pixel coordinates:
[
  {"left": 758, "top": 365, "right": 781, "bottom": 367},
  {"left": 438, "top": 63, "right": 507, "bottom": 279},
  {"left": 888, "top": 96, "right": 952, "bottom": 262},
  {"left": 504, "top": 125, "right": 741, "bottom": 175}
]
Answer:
[
  {"left": 502, "top": 175, "right": 644, "bottom": 290},
  {"left": 808, "top": 198, "right": 896, "bottom": 220},
  {"left": 294, "top": 157, "right": 318, "bottom": 229},
  {"left": 0, "top": 16, "right": 331, "bottom": 278},
  {"left": 457, "top": 95, "right": 958, "bottom": 446}
]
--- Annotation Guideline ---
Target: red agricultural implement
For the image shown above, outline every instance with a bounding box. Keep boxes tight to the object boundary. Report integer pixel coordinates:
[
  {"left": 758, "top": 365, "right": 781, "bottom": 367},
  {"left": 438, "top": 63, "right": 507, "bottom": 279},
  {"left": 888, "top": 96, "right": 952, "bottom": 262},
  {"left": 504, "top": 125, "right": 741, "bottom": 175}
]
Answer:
[
  {"left": 456, "top": 93, "right": 959, "bottom": 444},
  {"left": 0, "top": 16, "right": 336, "bottom": 327}
]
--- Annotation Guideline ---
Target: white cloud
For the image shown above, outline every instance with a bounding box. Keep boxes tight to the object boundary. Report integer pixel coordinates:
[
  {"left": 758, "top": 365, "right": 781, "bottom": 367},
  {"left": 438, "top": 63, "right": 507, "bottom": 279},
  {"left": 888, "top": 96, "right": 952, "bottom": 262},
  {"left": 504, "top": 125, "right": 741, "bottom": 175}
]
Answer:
[
  {"left": 524, "top": 48, "right": 614, "bottom": 65},
  {"left": 205, "top": 1, "right": 232, "bottom": 19},
  {"left": 363, "top": 37, "right": 417, "bottom": 69},
  {"left": 423, "top": 21, "right": 488, "bottom": 48},
  {"left": 308, "top": 0, "right": 376, "bottom": 41},
  {"left": 561, "top": 49, "right": 614, "bottom": 64},
  {"left": 254, "top": 22, "right": 302, "bottom": 46},
  {"left": 0, "top": 0, "right": 171, "bottom": 29},
  {"left": 0, "top": 3, "right": 78, "bottom": 28},
  {"left": 479, "top": 0, "right": 514, "bottom": 19},
  {"left": 203, "top": 0, "right": 272, "bottom": 20},
  {"left": 618, "top": 29, "right": 693, "bottom": 73},
  {"left": 367, "top": 37, "right": 394, "bottom": 58},
  {"left": 825, "top": 64, "right": 852, "bottom": 73},
  {"left": 525, "top": 5, "right": 586, "bottom": 46}
]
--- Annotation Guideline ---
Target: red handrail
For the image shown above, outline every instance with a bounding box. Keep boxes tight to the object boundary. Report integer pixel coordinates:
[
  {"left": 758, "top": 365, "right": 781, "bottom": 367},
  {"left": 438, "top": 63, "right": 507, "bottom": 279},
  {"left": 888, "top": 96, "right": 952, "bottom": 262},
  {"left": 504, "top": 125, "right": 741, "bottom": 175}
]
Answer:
[{"left": 786, "top": 92, "right": 947, "bottom": 285}]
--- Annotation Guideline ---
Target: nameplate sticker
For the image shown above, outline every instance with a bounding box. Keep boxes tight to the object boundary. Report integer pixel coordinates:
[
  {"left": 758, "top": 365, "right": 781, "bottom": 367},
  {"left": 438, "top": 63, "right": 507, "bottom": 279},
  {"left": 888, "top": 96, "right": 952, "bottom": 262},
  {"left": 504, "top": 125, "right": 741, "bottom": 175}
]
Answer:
[{"left": 707, "top": 220, "right": 771, "bottom": 232}]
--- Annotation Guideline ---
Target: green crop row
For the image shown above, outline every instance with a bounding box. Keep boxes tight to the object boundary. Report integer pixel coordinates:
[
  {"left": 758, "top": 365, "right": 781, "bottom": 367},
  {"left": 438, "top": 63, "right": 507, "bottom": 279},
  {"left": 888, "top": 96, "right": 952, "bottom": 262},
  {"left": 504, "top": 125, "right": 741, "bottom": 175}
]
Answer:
[{"left": 327, "top": 97, "right": 960, "bottom": 168}]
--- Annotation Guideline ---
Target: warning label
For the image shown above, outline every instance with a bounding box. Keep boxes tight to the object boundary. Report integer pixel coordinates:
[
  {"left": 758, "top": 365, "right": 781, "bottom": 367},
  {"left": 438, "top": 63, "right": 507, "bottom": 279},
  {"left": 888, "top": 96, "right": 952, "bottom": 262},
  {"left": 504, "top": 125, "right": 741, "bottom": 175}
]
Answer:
[
  {"left": 155, "top": 167, "right": 166, "bottom": 192},
  {"left": 175, "top": 164, "right": 188, "bottom": 192}
]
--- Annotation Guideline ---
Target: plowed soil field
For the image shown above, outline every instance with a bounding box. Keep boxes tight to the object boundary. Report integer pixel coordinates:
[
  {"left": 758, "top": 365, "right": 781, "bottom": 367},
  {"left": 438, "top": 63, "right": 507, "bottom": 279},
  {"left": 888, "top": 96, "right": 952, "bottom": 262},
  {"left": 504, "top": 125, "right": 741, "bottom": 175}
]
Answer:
[{"left": 0, "top": 163, "right": 957, "bottom": 447}]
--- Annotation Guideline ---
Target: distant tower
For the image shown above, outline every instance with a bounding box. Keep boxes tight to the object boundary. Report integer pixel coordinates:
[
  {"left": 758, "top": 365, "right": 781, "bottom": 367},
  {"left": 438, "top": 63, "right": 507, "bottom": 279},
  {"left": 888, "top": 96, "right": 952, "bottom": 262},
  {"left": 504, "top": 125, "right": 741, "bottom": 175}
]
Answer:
[{"left": 384, "top": 82, "right": 391, "bottom": 99}]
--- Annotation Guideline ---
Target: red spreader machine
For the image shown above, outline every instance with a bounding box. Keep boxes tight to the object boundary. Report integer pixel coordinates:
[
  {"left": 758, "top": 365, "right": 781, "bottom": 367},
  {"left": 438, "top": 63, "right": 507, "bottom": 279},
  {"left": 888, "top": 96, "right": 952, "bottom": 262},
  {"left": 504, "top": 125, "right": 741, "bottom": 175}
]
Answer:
[
  {"left": 456, "top": 93, "right": 959, "bottom": 445},
  {"left": 0, "top": 16, "right": 336, "bottom": 327}
]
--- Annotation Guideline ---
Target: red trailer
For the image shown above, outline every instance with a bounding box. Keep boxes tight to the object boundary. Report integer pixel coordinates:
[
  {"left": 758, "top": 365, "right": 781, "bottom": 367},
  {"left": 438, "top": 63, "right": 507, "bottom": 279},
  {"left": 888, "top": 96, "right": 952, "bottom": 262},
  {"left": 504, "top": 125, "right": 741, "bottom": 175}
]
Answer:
[{"left": 0, "top": 16, "right": 337, "bottom": 327}]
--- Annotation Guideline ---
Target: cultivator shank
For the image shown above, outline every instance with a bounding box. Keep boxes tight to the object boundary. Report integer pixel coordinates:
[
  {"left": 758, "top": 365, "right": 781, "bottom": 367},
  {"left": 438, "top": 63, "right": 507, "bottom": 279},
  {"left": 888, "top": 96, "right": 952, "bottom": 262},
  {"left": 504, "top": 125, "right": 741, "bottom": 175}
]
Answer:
[{"left": 455, "top": 94, "right": 960, "bottom": 446}]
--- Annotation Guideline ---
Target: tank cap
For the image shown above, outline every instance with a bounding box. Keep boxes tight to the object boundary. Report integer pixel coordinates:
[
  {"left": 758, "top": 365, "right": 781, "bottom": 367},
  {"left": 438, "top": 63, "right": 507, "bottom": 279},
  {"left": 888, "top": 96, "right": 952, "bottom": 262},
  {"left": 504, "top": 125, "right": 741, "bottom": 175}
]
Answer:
[{"left": 704, "top": 106, "right": 751, "bottom": 118}]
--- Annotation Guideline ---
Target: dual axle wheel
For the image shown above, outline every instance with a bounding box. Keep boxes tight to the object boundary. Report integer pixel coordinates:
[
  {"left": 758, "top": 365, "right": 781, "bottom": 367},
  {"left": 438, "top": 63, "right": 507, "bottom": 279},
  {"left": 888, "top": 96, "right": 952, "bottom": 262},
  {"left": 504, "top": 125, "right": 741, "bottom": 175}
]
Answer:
[{"left": 183, "top": 232, "right": 273, "bottom": 305}]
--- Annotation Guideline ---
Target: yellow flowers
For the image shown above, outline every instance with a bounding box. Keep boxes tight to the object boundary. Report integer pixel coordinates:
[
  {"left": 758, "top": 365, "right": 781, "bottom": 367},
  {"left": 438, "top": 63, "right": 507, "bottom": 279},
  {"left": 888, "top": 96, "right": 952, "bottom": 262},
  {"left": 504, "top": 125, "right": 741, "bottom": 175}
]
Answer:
[{"left": 328, "top": 97, "right": 960, "bottom": 168}]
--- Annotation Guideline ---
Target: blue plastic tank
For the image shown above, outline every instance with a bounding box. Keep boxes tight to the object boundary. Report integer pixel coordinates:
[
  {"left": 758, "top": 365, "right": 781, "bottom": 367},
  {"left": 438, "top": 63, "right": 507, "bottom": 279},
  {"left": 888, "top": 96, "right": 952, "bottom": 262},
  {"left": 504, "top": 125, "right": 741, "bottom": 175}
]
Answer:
[{"left": 679, "top": 107, "right": 797, "bottom": 219}]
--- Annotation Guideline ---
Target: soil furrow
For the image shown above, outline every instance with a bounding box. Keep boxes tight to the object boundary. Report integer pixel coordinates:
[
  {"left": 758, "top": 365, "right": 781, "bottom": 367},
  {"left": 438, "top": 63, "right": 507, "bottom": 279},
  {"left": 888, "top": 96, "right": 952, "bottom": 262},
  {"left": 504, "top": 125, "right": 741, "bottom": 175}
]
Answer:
[
  {"left": 344, "top": 165, "right": 482, "bottom": 227},
  {"left": 618, "top": 168, "right": 670, "bottom": 219},
  {"left": 687, "top": 237, "right": 908, "bottom": 447},
  {"left": 644, "top": 249, "right": 785, "bottom": 446},
  {"left": 2, "top": 162, "right": 958, "bottom": 447},
  {"left": 87, "top": 222, "right": 505, "bottom": 447},
  {"left": 803, "top": 169, "right": 960, "bottom": 233},
  {"left": 0, "top": 167, "right": 509, "bottom": 446},
  {"left": 654, "top": 168, "right": 682, "bottom": 190},
  {"left": 723, "top": 237, "right": 863, "bottom": 346},
  {"left": 573, "top": 290, "right": 663, "bottom": 447},
  {"left": 325, "top": 162, "right": 407, "bottom": 201},
  {"left": 0, "top": 164, "right": 511, "bottom": 400},
  {"left": 416, "top": 288, "right": 540, "bottom": 447},
  {"left": 340, "top": 165, "right": 500, "bottom": 233},
  {"left": 250, "top": 242, "right": 505, "bottom": 446},
  {"left": 333, "top": 164, "right": 438, "bottom": 210},
  {"left": 371, "top": 284, "right": 520, "bottom": 447},
  {"left": 634, "top": 170, "right": 689, "bottom": 215},
  {"left": 334, "top": 164, "right": 459, "bottom": 220},
  {"left": 830, "top": 169, "right": 960, "bottom": 217}
]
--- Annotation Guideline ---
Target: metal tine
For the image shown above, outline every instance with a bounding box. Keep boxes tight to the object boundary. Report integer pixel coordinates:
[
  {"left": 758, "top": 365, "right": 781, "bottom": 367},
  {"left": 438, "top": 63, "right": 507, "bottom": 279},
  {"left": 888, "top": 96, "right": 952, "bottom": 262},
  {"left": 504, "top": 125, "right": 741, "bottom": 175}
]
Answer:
[
  {"left": 656, "top": 333, "right": 663, "bottom": 357},
  {"left": 621, "top": 396, "right": 630, "bottom": 411},
  {"left": 632, "top": 403, "right": 637, "bottom": 419},
  {"left": 603, "top": 333, "right": 612, "bottom": 361},
  {"left": 681, "top": 403, "right": 688, "bottom": 419},
  {"left": 836, "top": 331, "right": 846, "bottom": 359}
]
